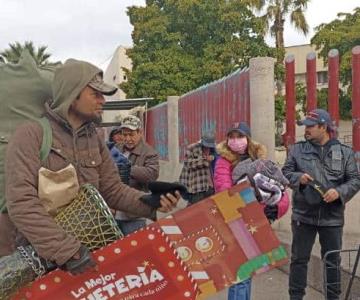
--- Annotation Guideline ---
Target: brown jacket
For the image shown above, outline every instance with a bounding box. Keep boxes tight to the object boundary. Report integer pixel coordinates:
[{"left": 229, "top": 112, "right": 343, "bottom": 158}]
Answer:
[
  {"left": 2, "top": 59, "right": 154, "bottom": 265},
  {"left": 117, "top": 139, "right": 159, "bottom": 192}
]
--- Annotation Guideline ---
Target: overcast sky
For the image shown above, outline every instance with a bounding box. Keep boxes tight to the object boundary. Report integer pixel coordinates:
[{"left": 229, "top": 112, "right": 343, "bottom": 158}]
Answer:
[{"left": 1, "top": 0, "right": 359, "bottom": 69}]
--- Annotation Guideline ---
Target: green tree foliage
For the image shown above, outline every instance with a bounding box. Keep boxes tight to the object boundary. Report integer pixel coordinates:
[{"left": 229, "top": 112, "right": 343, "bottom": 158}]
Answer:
[
  {"left": 274, "top": 82, "right": 307, "bottom": 145},
  {"left": 283, "top": 82, "right": 352, "bottom": 121},
  {"left": 316, "top": 88, "right": 352, "bottom": 120},
  {"left": 311, "top": 7, "right": 360, "bottom": 86},
  {"left": 245, "top": 0, "right": 309, "bottom": 125},
  {"left": 0, "top": 41, "right": 58, "bottom": 66},
  {"left": 122, "top": 0, "right": 275, "bottom": 103},
  {"left": 311, "top": 7, "right": 360, "bottom": 119}
]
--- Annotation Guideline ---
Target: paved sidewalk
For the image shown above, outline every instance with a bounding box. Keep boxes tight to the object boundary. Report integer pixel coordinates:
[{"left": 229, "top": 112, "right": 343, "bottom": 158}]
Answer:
[{"left": 207, "top": 268, "right": 323, "bottom": 300}]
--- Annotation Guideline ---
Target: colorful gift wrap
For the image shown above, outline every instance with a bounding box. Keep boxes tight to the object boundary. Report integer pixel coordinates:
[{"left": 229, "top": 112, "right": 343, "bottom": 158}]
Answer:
[
  {"left": 12, "top": 228, "right": 197, "bottom": 300},
  {"left": 12, "top": 180, "right": 287, "bottom": 300},
  {"left": 153, "top": 180, "right": 288, "bottom": 299}
]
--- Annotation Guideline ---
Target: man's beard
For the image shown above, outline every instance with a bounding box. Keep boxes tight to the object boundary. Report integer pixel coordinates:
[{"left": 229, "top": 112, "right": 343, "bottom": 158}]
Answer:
[
  {"left": 305, "top": 134, "right": 321, "bottom": 145},
  {"left": 74, "top": 110, "right": 102, "bottom": 125}
]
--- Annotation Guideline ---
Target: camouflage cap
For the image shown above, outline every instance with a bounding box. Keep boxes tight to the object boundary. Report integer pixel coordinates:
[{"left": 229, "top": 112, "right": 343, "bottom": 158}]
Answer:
[
  {"left": 120, "top": 115, "right": 142, "bottom": 130},
  {"left": 88, "top": 73, "right": 117, "bottom": 96}
]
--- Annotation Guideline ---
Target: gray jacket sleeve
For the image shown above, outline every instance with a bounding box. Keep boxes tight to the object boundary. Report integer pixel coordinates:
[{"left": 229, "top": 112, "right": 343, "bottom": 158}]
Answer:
[
  {"left": 281, "top": 145, "right": 304, "bottom": 190},
  {"left": 335, "top": 150, "right": 360, "bottom": 204}
]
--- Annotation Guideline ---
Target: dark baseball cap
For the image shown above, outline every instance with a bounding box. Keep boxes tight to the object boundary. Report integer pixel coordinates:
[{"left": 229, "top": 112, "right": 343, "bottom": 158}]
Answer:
[
  {"left": 88, "top": 73, "right": 117, "bottom": 96},
  {"left": 227, "top": 122, "right": 251, "bottom": 137},
  {"left": 201, "top": 132, "right": 216, "bottom": 148},
  {"left": 109, "top": 126, "right": 122, "bottom": 140},
  {"left": 297, "top": 109, "right": 332, "bottom": 127}
]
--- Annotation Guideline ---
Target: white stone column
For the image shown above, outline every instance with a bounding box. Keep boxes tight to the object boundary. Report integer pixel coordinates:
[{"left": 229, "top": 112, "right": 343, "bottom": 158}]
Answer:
[
  {"left": 249, "top": 57, "right": 275, "bottom": 161},
  {"left": 167, "top": 96, "right": 180, "bottom": 165},
  {"left": 158, "top": 96, "right": 182, "bottom": 182},
  {"left": 158, "top": 96, "right": 188, "bottom": 219}
]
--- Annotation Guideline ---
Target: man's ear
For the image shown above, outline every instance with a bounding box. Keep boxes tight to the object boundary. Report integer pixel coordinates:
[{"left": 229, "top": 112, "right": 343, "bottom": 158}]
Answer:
[{"left": 319, "top": 124, "right": 327, "bottom": 131}]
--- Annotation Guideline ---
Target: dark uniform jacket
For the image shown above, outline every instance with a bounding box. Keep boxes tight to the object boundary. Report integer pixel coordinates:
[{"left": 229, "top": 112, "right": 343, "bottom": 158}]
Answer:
[{"left": 282, "top": 139, "right": 360, "bottom": 226}]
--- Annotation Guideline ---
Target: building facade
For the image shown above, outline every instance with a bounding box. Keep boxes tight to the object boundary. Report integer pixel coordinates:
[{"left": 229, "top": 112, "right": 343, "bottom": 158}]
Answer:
[
  {"left": 104, "top": 46, "right": 132, "bottom": 100},
  {"left": 285, "top": 44, "right": 328, "bottom": 88}
]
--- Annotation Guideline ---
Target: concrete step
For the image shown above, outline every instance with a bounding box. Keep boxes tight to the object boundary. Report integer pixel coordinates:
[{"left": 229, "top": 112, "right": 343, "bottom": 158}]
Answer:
[{"left": 207, "top": 268, "right": 323, "bottom": 300}]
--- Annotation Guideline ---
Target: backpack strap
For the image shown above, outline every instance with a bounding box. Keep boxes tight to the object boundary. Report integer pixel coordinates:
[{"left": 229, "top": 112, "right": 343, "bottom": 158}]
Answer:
[
  {"left": 1, "top": 118, "right": 53, "bottom": 214},
  {"left": 38, "top": 117, "right": 52, "bottom": 162}
]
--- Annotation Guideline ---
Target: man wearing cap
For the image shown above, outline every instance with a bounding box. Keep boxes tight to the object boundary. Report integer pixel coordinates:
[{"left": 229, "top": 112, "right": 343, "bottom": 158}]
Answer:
[
  {"left": 1, "top": 59, "right": 178, "bottom": 274},
  {"left": 282, "top": 108, "right": 360, "bottom": 300},
  {"left": 108, "top": 126, "right": 123, "bottom": 144},
  {"left": 114, "top": 115, "right": 160, "bottom": 234},
  {"left": 179, "top": 132, "right": 217, "bottom": 205}
]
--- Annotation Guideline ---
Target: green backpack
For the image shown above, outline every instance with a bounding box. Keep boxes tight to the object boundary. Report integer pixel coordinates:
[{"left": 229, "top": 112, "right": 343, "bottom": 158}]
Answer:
[{"left": 0, "top": 51, "right": 54, "bottom": 213}]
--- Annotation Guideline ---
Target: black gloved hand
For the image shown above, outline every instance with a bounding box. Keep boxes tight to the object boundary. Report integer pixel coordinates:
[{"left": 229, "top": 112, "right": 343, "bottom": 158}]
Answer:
[
  {"left": 139, "top": 181, "right": 188, "bottom": 208},
  {"left": 62, "top": 245, "right": 96, "bottom": 275},
  {"left": 264, "top": 205, "right": 278, "bottom": 222}
]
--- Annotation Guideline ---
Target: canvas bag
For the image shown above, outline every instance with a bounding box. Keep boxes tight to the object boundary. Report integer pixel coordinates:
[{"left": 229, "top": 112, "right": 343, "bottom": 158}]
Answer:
[
  {"left": 38, "top": 163, "right": 80, "bottom": 216},
  {"left": 0, "top": 51, "right": 55, "bottom": 213}
]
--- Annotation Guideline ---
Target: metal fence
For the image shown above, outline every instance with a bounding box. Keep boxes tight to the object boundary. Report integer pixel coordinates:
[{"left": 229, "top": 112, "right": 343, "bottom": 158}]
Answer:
[
  {"left": 323, "top": 246, "right": 360, "bottom": 300},
  {"left": 145, "top": 103, "right": 169, "bottom": 160},
  {"left": 178, "top": 68, "right": 250, "bottom": 160}
]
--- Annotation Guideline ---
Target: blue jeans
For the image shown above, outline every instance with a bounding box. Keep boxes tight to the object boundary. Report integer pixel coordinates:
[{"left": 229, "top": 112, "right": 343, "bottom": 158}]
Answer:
[
  {"left": 116, "top": 219, "right": 146, "bottom": 236},
  {"left": 228, "top": 278, "right": 252, "bottom": 300}
]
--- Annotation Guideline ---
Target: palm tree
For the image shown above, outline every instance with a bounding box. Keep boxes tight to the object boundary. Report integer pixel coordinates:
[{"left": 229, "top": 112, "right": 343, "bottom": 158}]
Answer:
[
  {"left": 243, "top": 0, "right": 310, "bottom": 144},
  {"left": 246, "top": 0, "right": 310, "bottom": 62},
  {"left": 0, "top": 41, "right": 59, "bottom": 66}
]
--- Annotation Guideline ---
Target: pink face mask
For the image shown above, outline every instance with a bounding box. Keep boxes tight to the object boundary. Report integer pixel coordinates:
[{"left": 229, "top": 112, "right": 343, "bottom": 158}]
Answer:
[{"left": 227, "top": 137, "right": 248, "bottom": 154}]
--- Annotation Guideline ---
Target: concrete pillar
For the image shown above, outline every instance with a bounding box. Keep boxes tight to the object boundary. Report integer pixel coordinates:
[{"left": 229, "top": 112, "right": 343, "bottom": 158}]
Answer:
[
  {"left": 167, "top": 96, "right": 180, "bottom": 164},
  {"left": 158, "top": 96, "right": 183, "bottom": 182},
  {"left": 249, "top": 57, "right": 275, "bottom": 161}
]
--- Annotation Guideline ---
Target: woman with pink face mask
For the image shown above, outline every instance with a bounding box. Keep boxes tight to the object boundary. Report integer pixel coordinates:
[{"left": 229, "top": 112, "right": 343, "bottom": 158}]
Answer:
[
  {"left": 214, "top": 121, "right": 266, "bottom": 300},
  {"left": 214, "top": 122, "right": 267, "bottom": 193}
]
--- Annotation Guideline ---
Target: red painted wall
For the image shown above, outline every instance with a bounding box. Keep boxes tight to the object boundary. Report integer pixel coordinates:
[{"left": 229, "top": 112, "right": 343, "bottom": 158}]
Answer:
[{"left": 178, "top": 68, "right": 250, "bottom": 161}]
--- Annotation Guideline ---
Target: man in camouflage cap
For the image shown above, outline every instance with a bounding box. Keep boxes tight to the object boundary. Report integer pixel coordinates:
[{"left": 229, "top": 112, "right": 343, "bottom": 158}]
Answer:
[{"left": 115, "top": 115, "right": 160, "bottom": 235}]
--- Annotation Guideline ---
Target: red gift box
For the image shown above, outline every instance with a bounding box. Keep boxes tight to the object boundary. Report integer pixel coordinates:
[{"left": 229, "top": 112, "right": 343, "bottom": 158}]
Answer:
[{"left": 13, "top": 228, "right": 196, "bottom": 300}]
